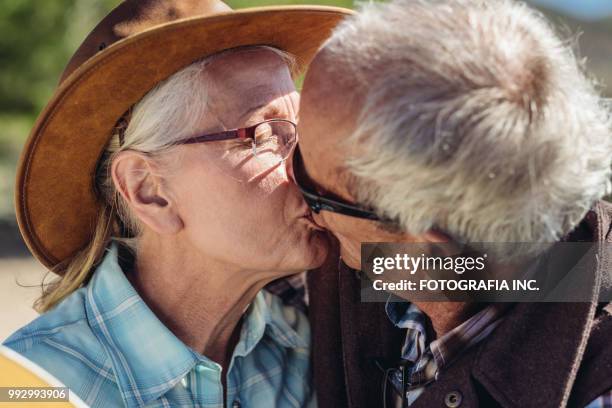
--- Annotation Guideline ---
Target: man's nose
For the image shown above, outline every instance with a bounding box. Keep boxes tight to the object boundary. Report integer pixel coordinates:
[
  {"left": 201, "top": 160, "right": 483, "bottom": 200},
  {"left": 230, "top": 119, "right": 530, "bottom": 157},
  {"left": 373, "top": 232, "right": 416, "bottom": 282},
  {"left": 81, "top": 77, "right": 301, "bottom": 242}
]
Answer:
[{"left": 312, "top": 211, "right": 326, "bottom": 227}]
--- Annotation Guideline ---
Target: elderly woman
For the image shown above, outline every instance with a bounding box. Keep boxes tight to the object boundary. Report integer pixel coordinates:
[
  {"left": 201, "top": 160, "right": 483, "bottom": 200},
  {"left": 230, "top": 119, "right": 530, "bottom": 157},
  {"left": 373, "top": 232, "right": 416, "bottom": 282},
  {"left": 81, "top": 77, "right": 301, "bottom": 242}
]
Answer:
[{"left": 3, "top": 1, "right": 349, "bottom": 407}]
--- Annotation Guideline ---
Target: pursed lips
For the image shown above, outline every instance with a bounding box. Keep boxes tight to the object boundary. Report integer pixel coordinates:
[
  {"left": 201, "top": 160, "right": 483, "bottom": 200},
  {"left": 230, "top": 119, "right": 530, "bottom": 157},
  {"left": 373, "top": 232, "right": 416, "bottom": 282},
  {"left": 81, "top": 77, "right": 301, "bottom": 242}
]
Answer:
[{"left": 300, "top": 209, "right": 326, "bottom": 231}]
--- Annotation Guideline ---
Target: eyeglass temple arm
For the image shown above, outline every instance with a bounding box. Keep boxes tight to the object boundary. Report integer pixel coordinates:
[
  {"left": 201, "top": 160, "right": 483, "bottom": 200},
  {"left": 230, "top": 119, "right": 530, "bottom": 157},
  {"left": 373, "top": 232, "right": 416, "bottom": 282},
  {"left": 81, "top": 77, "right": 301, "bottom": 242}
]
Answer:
[
  {"left": 301, "top": 189, "right": 380, "bottom": 220},
  {"left": 179, "top": 125, "right": 258, "bottom": 144}
]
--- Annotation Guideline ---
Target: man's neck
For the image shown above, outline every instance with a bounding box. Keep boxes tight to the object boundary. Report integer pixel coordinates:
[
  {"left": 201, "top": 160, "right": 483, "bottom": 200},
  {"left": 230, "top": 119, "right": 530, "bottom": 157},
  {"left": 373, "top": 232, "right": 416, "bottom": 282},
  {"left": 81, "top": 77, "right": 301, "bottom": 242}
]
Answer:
[
  {"left": 413, "top": 257, "right": 525, "bottom": 337},
  {"left": 127, "top": 236, "right": 273, "bottom": 367},
  {"left": 413, "top": 301, "right": 485, "bottom": 337}
]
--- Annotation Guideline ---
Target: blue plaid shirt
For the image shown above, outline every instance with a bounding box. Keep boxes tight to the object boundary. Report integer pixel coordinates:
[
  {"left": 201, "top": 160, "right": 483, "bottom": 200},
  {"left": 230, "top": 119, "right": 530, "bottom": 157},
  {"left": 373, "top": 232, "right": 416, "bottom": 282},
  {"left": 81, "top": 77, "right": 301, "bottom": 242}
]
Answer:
[{"left": 3, "top": 244, "right": 315, "bottom": 408}]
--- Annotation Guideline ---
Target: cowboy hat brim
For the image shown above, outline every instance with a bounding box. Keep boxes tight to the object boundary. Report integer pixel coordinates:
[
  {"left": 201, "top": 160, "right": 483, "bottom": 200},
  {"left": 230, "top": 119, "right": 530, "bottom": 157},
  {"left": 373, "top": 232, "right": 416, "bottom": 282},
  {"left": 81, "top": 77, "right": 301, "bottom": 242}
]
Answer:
[{"left": 15, "top": 5, "right": 352, "bottom": 269}]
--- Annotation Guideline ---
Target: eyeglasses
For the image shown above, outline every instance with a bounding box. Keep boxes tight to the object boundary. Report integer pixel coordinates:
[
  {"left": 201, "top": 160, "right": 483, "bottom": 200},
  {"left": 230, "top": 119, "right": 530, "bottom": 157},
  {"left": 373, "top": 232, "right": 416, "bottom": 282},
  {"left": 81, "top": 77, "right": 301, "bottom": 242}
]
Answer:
[
  {"left": 376, "top": 358, "right": 436, "bottom": 408},
  {"left": 292, "top": 144, "right": 381, "bottom": 221},
  {"left": 380, "top": 361, "right": 408, "bottom": 408},
  {"left": 174, "top": 118, "right": 297, "bottom": 163}
]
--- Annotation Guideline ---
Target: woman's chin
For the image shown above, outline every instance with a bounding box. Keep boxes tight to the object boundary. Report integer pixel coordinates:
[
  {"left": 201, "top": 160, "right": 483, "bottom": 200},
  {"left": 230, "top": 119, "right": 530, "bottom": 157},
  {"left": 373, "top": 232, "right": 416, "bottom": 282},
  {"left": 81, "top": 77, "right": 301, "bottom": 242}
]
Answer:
[{"left": 291, "top": 229, "right": 330, "bottom": 270}]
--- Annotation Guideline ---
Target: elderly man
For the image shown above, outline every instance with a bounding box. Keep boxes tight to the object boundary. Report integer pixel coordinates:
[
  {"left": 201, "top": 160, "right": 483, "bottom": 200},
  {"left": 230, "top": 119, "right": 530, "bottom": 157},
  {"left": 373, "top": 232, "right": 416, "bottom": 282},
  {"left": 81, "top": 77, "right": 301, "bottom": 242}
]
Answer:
[{"left": 293, "top": 0, "right": 612, "bottom": 407}]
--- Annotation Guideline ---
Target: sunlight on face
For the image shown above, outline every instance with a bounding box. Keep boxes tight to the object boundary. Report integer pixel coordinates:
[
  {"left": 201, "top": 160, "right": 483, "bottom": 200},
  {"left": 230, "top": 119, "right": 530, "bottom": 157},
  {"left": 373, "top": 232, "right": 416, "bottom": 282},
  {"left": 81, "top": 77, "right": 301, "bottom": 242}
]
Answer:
[{"left": 164, "top": 48, "right": 329, "bottom": 273}]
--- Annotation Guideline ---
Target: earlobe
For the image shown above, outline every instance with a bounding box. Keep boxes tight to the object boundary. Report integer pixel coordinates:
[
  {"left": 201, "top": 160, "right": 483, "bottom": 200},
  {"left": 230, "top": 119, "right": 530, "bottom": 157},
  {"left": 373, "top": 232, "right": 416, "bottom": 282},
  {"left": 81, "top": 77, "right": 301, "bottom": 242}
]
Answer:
[
  {"left": 111, "top": 151, "right": 183, "bottom": 235},
  {"left": 422, "top": 229, "right": 452, "bottom": 243},
  {"left": 420, "top": 229, "right": 465, "bottom": 258}
]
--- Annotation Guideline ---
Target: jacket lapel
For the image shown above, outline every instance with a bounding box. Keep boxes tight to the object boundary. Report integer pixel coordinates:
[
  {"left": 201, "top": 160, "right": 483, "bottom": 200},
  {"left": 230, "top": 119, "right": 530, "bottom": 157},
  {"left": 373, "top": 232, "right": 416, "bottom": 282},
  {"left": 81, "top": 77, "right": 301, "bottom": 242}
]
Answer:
[
  {"left": 469, "top": 203, "right": 610, "bottom": 407},
  {"left": 337, "top": 260, "right": 404, "bottom": 408},
  {"left": 308, "top": 238, "right": 348, "bottom": 408},
  {"left": 308, "top": 236, "right": 404, "bottom": 408}
]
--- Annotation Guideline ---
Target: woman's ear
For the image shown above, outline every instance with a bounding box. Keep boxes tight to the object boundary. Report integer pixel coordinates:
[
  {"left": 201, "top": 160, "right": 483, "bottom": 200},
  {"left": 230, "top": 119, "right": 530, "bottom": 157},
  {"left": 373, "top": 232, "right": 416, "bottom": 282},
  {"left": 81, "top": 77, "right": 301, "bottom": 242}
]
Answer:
[{"left": 111, "top": 151, "right": 183, "bottom": 235}]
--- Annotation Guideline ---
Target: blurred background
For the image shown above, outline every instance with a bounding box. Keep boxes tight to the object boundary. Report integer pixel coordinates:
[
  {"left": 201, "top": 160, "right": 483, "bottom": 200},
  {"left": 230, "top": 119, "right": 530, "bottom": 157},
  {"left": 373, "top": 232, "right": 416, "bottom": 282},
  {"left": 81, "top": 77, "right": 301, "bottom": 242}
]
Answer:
[{"left": 0, "top": 0, "right": 611, "bottom": 340}]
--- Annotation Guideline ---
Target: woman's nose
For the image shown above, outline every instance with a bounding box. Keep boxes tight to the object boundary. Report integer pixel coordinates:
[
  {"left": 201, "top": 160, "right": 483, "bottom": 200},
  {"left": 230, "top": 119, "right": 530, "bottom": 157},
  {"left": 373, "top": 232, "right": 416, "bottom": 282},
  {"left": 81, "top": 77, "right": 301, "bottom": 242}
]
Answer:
[{"left": 284, "top": 149, "right": 297, "bottom": 184}]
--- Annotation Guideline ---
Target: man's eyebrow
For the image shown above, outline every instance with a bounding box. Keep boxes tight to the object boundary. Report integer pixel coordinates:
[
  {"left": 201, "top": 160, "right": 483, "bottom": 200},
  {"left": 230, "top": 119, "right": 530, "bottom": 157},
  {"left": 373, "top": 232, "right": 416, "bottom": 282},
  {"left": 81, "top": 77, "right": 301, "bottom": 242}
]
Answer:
[
  {"left": 345, "top": 170, "right": 362, "bottom": 199},
  {"left": 305, "top": 161, "right": 356, "bottom": 202},
  {"left": 337, "top": 166, "right": 363, "bottom": 200},
  {"left": 297, "top": 150, "right": 325, "bottom": 192}
]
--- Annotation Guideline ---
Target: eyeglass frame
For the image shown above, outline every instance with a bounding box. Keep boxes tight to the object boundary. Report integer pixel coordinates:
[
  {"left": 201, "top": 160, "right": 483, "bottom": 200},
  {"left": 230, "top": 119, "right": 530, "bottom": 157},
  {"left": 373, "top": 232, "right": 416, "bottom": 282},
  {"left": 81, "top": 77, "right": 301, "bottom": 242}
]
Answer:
[
  {"left": 172, "top": 120, "right": 382, "bottom": 222},
  {"left": 292, "top": 144, "right": 381, "bottom": 221},
  {"left": 172, "top": 118, "right": 297, "bottom": 161}
]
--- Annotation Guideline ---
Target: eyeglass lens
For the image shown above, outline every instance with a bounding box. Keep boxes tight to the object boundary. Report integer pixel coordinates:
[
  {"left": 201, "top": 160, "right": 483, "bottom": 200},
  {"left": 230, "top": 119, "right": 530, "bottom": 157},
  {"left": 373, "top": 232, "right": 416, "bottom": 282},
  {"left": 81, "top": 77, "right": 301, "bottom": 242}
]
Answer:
[{"left": 251, "top": 120, "right": 296, "bottom": 162}]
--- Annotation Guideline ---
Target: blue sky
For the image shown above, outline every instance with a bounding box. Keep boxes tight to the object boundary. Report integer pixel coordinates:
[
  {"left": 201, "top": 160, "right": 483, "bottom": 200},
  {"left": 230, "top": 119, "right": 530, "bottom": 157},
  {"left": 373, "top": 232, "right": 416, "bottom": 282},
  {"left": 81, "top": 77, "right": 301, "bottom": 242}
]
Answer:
[{"left": 530, "top": 0, "right": 612, "bottom": 20}]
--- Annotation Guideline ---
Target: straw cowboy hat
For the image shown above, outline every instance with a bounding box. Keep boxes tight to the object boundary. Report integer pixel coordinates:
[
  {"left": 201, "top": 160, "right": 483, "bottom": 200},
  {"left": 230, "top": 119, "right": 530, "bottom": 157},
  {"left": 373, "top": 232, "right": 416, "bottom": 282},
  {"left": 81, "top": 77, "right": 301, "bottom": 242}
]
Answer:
[{"left": 14, "top": 0, "right": 352, "bottom": 270}]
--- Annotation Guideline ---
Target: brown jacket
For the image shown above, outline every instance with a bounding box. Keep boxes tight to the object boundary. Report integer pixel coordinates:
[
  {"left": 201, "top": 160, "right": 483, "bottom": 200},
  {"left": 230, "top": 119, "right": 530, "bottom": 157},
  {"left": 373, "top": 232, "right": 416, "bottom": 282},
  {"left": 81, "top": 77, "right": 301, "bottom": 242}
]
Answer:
[{"left": 308, "top": 201, "right": 612, "bottom": 408}]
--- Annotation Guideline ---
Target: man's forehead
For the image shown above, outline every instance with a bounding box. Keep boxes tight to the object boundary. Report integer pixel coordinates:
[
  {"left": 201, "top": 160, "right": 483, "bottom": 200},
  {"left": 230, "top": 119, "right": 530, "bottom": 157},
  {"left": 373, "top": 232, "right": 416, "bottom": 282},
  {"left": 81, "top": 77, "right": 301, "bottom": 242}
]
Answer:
[
  {"left": 298, "top": 93, "right": 348, "bottom": 170},
  {"left": 300, "top": 62, "right": 359, "bottom": 143},
  {"left": 298, "top": 55, "right": 365, "bottom": 200}
]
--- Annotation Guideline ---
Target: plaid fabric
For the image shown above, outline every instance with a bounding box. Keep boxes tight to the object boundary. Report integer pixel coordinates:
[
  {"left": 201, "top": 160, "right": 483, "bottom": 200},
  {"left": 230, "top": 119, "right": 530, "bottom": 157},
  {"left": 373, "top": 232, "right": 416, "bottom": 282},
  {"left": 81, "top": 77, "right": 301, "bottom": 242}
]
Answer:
[
  {"left": 384, "top": 298, "right": 508, "bottom": 407},
  {"left": 587, "top": 391, "right": 612, "bottom": 408},
  {"left": 3, "top": 244, "right": 314, "bottom": 408},
  {"left": 265, "top": 273, "right": 308, "bottom": 314}
]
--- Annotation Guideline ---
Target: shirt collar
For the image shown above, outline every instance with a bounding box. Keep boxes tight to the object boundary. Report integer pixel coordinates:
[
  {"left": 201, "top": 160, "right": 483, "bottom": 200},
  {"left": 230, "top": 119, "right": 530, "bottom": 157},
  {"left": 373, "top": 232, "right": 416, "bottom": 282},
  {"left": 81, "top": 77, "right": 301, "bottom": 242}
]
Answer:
[
  {"left": 85, "top": 243, "right": 307, "bottom": 407},
  {"left": 235, "top": 290, "right": 308, "bottom": 358},
  {"left": 385, "top": 295, "right": 430, "bottom": 363},
  {"left": 385, "top": 295, "right": 510, "bottom": 369}
]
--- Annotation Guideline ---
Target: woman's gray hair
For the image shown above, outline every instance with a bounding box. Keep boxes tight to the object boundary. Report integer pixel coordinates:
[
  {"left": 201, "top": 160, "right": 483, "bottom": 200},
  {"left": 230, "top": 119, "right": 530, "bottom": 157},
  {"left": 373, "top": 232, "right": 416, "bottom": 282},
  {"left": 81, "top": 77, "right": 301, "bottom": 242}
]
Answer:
[
  {"left": 96, "top": 45, "right": 295, "bottom": 244},
  {"left": 325, "top": 0, "right": 612, "bottom": 259}
]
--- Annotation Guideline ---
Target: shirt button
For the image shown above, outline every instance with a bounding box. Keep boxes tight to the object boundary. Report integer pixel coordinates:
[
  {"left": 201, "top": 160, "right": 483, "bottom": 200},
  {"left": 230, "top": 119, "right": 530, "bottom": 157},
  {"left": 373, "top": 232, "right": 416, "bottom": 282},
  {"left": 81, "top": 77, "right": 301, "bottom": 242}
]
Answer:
[
  {"left": 445, "top": 390, "right": 463, "bottom": 408},
  {"left": 232, "top": 400, "right": 241, "bottom": 408}
]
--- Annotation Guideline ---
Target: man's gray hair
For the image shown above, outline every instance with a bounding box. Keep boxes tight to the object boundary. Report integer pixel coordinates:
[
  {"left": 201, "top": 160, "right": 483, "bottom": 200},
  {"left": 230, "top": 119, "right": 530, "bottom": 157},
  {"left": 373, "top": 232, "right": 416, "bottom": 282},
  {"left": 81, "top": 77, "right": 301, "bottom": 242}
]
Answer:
[{"left": 326, "top": 0, "right": 612, "bottom": 256}]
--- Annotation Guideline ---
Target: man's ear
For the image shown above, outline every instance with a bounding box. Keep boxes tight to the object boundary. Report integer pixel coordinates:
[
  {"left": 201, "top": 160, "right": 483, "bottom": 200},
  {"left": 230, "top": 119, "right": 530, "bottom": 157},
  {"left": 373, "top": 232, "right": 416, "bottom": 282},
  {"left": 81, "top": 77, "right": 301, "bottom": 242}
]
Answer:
[
  {"left": 420, "top": 229, "right": 465, "bottom": 257},
  {"left": 421, "top": 229, "right": 452, "bottom": 243},
  {"left": 111, "top": 151, "right": 183, "bottom": 235}
]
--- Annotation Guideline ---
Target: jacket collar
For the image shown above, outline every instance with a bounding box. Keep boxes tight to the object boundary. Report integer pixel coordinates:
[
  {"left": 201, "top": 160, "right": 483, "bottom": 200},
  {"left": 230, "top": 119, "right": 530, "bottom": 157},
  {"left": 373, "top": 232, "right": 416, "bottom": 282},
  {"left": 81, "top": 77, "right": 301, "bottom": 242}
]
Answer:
[{"left": 471, "top": 201, "right": 612, "bottom": 408}]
